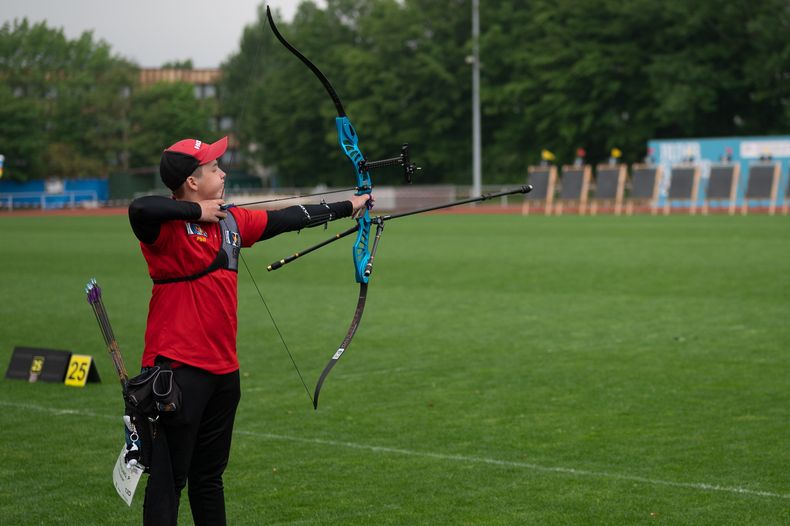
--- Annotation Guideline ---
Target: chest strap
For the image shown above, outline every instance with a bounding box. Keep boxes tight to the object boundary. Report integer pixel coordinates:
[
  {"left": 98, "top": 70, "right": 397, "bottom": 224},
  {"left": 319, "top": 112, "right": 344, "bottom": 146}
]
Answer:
[{"left": 153, "top": 211, "right": 241, "bottom": 285}]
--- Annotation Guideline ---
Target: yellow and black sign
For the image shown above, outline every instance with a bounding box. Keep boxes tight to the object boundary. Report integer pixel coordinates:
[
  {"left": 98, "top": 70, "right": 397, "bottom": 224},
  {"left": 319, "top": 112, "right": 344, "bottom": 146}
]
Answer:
[
  {"left": 5, "top": 347, "right": 101, "bottom": 385},
  {"left": 29, "top": 355, "right": 45, "bottom": 382},
  {"left": 64, "top": 354, "right": 97, "bottom": 388}
]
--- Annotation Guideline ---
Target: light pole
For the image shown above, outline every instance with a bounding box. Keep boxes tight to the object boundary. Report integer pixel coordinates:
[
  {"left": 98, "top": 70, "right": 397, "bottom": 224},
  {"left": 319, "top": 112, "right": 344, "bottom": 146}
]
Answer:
[{"left": 471, "top": 0, "right": 482, "bottom": 198}]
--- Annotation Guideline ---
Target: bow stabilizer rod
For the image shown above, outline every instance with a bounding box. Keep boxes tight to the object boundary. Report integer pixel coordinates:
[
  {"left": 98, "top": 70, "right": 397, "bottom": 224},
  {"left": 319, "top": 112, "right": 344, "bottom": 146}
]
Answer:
[
  {"left": 381, "top": 184, "right": 532, "bottom": 221},
  {"left": 266, "top": 185, "right": 533, "bottom": 272}
]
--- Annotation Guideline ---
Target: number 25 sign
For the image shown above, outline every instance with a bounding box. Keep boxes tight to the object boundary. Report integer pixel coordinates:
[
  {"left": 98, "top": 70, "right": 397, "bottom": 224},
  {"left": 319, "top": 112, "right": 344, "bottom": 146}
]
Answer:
[{"left": 64, "top": 354, "right": 93, "bottom": 388}]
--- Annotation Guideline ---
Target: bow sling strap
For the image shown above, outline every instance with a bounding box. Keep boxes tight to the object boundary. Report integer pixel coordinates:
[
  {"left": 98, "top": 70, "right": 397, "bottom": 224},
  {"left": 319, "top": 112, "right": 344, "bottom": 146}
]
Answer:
[{"left": 152, "top": 212, "right": 241, "bottom": 285}]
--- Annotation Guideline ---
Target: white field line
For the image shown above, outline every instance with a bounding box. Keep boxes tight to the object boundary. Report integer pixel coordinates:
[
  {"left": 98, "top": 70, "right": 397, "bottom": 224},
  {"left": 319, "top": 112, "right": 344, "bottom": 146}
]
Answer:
[
  {"left": 2, "top": 400, "right": 788, "bottom": 500},
  {"left": 235, "top": 430, "right": 790, "bottom": 500}
]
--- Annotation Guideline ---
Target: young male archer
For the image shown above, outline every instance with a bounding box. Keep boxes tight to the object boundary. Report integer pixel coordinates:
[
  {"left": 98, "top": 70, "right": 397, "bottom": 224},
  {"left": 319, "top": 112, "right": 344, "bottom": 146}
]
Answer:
[{"left": 128, "top": 136, "right": 369, "bottom": 525}]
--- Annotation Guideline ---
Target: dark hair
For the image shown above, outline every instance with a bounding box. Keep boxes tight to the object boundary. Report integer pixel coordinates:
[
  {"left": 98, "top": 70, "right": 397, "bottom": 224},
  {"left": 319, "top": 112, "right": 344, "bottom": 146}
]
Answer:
[{"left": 160, "top": 151, "right": 201, "bottom": 191}]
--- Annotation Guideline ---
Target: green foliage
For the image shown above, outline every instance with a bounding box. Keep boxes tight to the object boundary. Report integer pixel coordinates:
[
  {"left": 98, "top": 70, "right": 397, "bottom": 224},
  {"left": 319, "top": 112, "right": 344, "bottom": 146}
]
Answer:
[
  {"left": 2, "top": 2, "right": 789, "bottom": 184},
  {"left": 0, "top": 19, "right": 137, "bottom": 180},
  {"left": 482, "top": 0, "right": 790, "bottom": 172},
  {"left": 223, "top": 0, "right": 790, "bottom": 185},
  {"left": 0, "top": 83, "right": 46, "bottom": 181},
  {"left": 223, "top": 0, "right": 474, "bottom": 186},
  {"left": 0, "top": 19, "right": 215, "bottom": 179},
  {"left": 127, "top": 82, "right": 216, "bottom": 168}
]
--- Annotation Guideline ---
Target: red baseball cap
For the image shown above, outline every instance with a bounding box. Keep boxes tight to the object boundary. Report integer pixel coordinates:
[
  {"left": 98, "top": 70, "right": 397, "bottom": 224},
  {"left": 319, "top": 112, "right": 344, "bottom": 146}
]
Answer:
[
  {"left": 160, "top": 136, "right": 228, "bottom": 191},
  {"left": 165, "top": 136, "right": 228, "bottom": 165}
]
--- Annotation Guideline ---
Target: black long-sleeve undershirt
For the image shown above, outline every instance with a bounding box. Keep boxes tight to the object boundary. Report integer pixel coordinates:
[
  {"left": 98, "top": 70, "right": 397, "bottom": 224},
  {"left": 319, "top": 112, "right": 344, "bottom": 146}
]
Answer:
[
  {"left": 260, "top": 201, "right": 352, "bottom": 240},
  {"left": 128, "top": 196, "right": 200, "bottom": 244},
  {"left": 128, "top": 195, "right": 353, "bottom": 245}
]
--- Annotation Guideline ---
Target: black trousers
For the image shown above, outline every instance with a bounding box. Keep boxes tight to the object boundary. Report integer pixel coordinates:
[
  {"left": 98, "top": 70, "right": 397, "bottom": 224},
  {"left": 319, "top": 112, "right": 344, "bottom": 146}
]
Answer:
[{"left": 143, "top": 366, "right": 241, "bottom": 526}]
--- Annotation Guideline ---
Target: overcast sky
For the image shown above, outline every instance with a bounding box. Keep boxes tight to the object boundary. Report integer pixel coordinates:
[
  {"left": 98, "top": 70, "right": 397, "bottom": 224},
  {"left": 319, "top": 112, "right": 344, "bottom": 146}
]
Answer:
[{"left": 2, "top": 0, "right": 318, "bottom": 68}]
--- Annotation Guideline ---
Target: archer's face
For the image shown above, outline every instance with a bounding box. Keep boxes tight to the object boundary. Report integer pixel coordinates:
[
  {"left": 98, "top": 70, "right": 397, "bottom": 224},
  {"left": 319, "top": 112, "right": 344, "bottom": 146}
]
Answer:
[{"left": 196, "top": 160, "right": 226, "bottom": 200}]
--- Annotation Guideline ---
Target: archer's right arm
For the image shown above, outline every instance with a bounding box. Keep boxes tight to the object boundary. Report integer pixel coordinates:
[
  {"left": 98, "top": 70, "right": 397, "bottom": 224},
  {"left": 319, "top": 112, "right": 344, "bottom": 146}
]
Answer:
[{"left": 128, "top": 196, "right": 223, "bottom": 244}]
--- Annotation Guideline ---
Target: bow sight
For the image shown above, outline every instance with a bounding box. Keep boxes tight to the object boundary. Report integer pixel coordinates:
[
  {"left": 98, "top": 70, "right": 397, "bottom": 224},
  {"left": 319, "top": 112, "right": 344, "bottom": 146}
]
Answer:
[{"left": 360, "top": 143, "right": 419, "bottom": 185}]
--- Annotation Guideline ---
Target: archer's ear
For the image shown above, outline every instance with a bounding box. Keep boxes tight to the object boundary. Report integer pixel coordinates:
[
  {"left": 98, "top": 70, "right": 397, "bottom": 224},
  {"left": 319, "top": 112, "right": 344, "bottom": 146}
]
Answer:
[{"left": 185, "top": 175, "right": 200, "bottom": 191}]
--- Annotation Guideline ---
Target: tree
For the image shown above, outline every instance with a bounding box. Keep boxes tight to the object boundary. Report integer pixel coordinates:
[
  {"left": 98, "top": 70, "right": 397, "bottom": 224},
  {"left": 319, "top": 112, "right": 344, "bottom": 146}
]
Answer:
[
  {"left": 223, "top": 1, "right": 363, "bottom": 187},
  {"left": 127, "top": 82, "right": 216, "bottom": 168},
  {"left": 222, "top": 0, "right": 475, "bottom": 186},
  {"left": 0, "top": 84, "right": 46, "bottom": 181},
  {"left": 482, "top": 0, "right": 790, "bottom": 174},
  {"left": 0, "top": 19, "right": 137, "bottom": 179},
  {"left": 4, "top": 2, "right": 787, "bottom": 185}
]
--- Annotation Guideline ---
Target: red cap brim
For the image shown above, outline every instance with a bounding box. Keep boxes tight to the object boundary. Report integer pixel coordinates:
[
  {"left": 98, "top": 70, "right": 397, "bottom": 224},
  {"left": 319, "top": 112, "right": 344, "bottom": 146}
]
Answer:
[
  {"left": 165, "top": 136, "right": 228, "bottom": 165},
  {"left": 197, "top": 136, "right": 228, "bottom": 165}
]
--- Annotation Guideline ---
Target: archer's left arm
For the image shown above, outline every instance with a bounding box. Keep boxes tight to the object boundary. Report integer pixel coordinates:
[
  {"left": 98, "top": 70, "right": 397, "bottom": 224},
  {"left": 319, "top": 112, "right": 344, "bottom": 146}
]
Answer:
[{"left": 259, "top": 201, "right": 353, "bottom": 241}]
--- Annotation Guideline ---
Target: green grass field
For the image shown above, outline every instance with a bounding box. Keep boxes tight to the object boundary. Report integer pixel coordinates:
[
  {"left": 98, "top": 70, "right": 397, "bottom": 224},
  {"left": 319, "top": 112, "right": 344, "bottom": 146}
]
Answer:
[{"left": 1, "top": 212, "right": 788, "bottom": 525}]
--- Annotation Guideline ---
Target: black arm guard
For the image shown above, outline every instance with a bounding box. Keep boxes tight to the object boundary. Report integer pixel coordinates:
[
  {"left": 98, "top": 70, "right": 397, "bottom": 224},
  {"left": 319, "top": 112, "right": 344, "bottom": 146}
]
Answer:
[{"left": 261, "top": 201, "right": 353, "bottom": 240}]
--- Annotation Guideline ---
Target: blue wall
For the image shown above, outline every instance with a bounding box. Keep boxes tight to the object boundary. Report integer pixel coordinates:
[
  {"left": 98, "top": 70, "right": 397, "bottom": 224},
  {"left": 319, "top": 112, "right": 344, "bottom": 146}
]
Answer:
[
  {"left": 648, "top": 135, "right": 790, "bottom": 209},
  {"left": 0, "top": 178, "right": 109, "bottom": 208}
]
